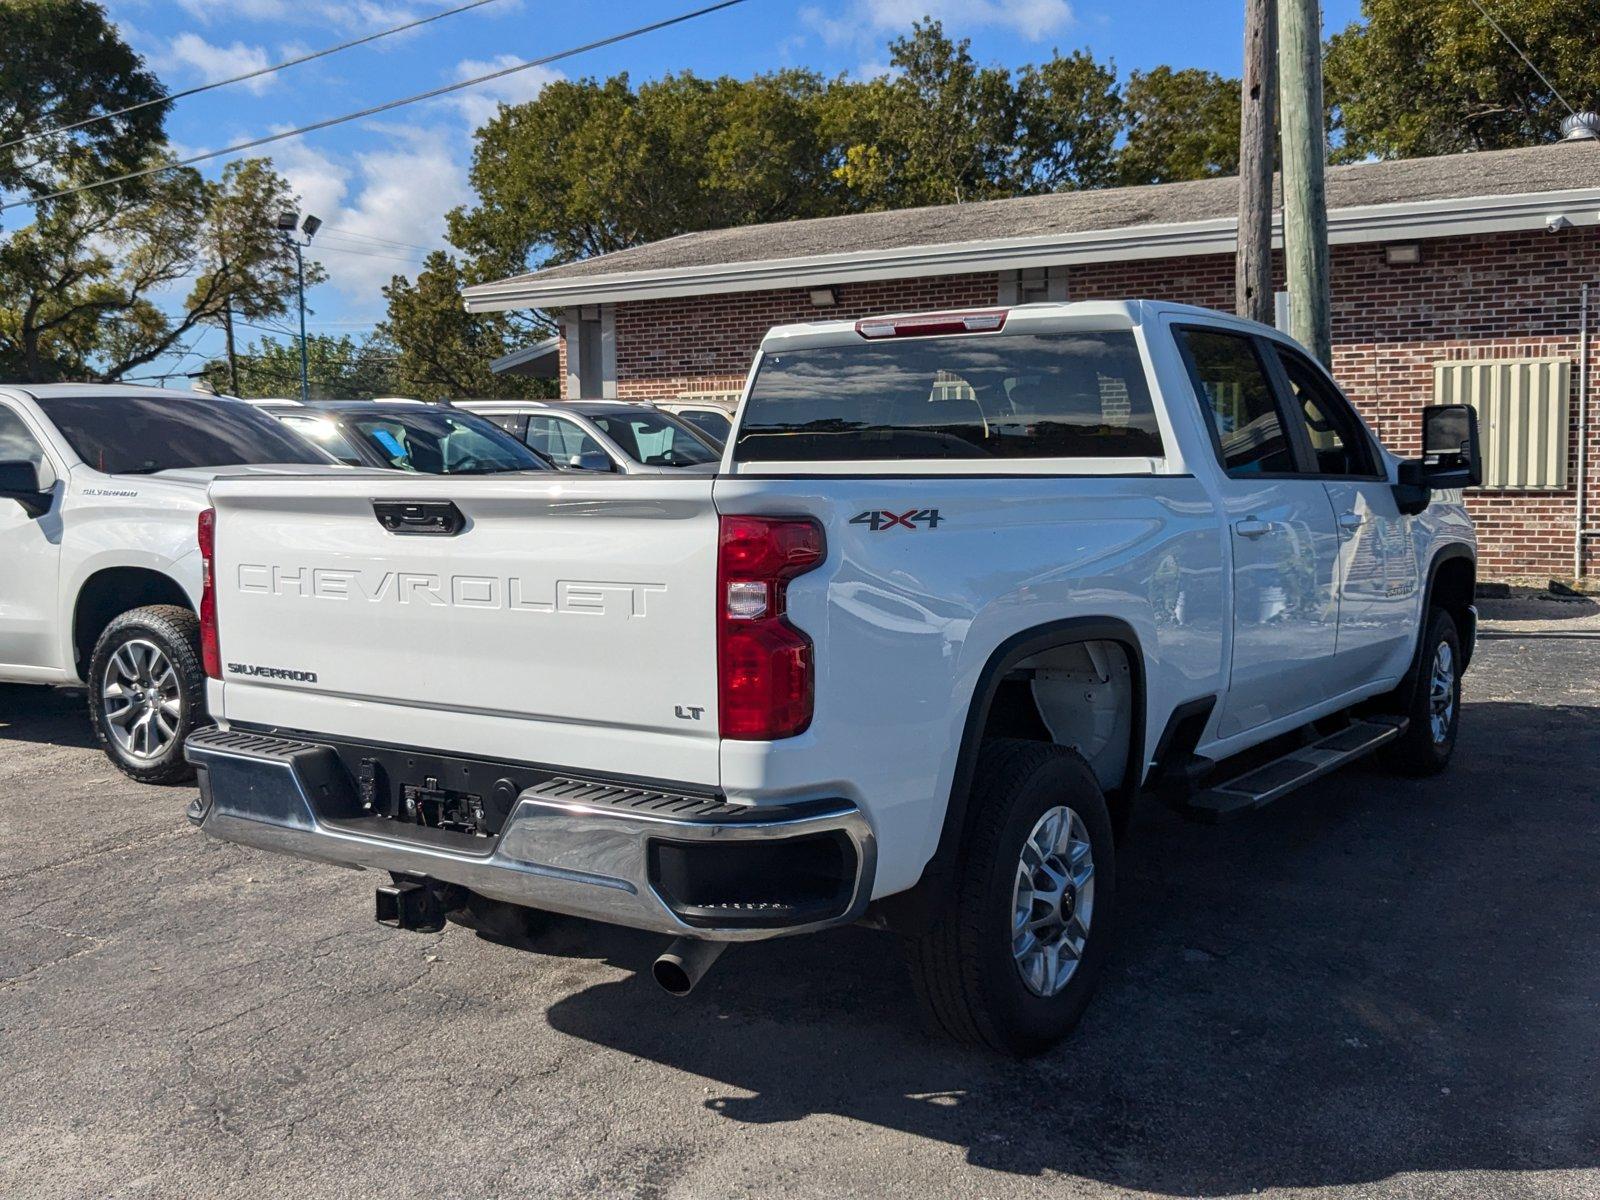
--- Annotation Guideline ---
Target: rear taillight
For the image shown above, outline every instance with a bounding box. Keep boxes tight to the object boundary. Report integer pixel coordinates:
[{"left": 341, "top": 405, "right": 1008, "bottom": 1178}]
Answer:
[
  {"left": 717, "top": 515, "right": 825, "bottom": 740},
  {"left": 197, "top": 508, "right": 220, "bottom": 680}
]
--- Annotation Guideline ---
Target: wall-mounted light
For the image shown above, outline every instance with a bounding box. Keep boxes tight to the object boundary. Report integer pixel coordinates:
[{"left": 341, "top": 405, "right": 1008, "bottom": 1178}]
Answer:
[
  {"left": 808, "top": 286, "right": 838, "bottom": 307},
  {"left": 1384, "top": 243, "right": 1421, "bottom": 266}
]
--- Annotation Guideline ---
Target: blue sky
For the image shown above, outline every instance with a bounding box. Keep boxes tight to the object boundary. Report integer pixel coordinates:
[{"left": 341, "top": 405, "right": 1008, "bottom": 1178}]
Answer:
[{"left": 100, "top": 0, "right": 1364, "bottom": 382}]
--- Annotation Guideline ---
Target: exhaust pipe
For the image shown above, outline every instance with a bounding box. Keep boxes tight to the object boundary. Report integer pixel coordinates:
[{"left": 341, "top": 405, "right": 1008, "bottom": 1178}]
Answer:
[{"left": 652, "top": 937, "right": 727, "bottom": 996}]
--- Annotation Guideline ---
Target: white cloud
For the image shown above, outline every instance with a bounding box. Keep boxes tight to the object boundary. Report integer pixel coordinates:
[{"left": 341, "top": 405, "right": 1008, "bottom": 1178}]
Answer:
[
  {"left": 274, "top": 125, "right": 473, "bottom": 316},
  {"left": 160, "top": 33, "right": 277, "bottom": 94},
  {"left": 802, "top": 0, "right": 1073, "bottom": 49},
  {"left": 448, "top": 56, "right": 563, "bottom": 129}
]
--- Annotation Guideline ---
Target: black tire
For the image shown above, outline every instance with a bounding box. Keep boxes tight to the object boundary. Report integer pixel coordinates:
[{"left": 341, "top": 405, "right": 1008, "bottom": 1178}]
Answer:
[
  {"left": 87, "top": 605, "right": 207, "bottom": 785},
  {"left": 902, "top": 738, "right": 1117, "bottom": 1056},
  {"left": 1379, "top": 607, "right": 1462, "bottom": 777}
]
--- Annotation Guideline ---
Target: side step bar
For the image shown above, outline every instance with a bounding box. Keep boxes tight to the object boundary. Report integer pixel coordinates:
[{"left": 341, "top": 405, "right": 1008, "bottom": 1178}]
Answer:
[{"left": 1180, "top": 716, "right": 1408, "bottom": 823}]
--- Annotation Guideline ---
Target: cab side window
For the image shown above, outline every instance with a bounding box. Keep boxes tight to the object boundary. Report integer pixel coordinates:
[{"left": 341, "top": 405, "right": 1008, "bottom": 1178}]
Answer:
[
  {"left": 1273, "top": 347, "right": 1378, "bottom": 477},
  {"left": 0, "top": 405, "right": 54, "bottom": 488},
  {"left": 1177, "top": 328, "right": 1297, "bottom": 475}
]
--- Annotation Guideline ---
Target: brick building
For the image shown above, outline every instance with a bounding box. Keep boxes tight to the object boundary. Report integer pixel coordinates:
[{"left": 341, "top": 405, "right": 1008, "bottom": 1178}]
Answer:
[{"left": 465, "top": 142, "right": 1600, "bottom": 580}]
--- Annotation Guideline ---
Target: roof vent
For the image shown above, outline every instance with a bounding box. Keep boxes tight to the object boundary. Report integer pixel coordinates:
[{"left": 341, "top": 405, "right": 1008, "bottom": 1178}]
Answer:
[{"left": 1560, "top": 112, "right": 1600, "bottom": 141}]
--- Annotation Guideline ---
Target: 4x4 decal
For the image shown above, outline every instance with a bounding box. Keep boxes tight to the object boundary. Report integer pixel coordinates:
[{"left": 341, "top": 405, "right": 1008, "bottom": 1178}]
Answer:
[{"left": 850, "top": 508, "right": 944, "bottom": 531}]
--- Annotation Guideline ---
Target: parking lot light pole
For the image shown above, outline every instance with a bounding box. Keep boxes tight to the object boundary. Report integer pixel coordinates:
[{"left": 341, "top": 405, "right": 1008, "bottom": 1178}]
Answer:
[{"left": 275, "top": 210, "right": 321, "bottom": 403}]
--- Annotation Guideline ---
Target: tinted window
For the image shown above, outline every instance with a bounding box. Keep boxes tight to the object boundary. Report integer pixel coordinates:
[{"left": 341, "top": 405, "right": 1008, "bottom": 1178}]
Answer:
[
  {"left": 35, "top": 394, "right": 327, "bottom": 474},
  {"left": 524, "top": 415, "right": 607, "bottom": 464},
  {"left": 279, "top": 414, "right": 367, "bottom": 466},
  {"left": 677, "top": 409, "right": 731, "bottom": 445},
  {"left": 0, "top": 406, "right": 51, "bottom": 484},
  {"left": 735, "top": 331, "right": 1162, "bottom": 463},
  {"left": 588, "top": 411, "right": 719, "bottom": 466},
  {"left": 1178, "top": 329, "right": 1297, "bottom": 475},
  {"left": 1274, "top": 347, "right": 1377, "bottom": 476},
  {"left": 344, "top": 410, "right": 550, "bottom": 474},
  {"left": 483, "top": 413, "right": 529, "bottom": 440}
]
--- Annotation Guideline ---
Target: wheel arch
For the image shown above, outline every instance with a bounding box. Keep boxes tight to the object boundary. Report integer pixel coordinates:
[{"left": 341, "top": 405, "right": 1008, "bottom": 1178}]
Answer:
[
  {"left": 876, "top": 616, "right": 1146, "bottom": 935},
  {"left": 72, "top": 567, "right": 192, "bottom": 680}
]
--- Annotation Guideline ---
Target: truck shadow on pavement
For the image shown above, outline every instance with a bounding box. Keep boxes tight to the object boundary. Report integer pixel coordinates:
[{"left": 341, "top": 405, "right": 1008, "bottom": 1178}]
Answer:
[
  {"left": 541, "top": 699, "right": 1600, "bottom": 1193},
  {"left": 0, "top": 683, "right": 97, "bottom": 749}
]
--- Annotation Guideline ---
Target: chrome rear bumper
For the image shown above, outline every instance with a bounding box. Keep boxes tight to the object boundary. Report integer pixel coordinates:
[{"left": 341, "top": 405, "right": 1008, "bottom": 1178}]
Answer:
[{"left": 185, "top": 727, "right": 875, "bottom": 942}]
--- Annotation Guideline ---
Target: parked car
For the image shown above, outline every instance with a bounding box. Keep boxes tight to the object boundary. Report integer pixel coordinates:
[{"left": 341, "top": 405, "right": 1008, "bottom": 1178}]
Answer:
[
  {"left": 456, "top": 400, "right": 721, "bottom": 473},
  {"left": 651, "top": 399, "right": 736, "bottom": 447},
  {"left": 270, "top": 402, "right": 553, "bottom": 474},
  {"left": 0, "top": 384, "right": 335, "bottom": 782},
  {"left": 185, "top": 301, "right": 1481, "bottom": 1054}
]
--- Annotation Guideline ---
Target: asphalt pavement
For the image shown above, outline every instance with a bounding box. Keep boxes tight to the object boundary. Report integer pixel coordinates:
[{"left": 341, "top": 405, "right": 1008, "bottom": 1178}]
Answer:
[{"left": 2, "top": 629, "right": 1597, "bottom": 1199}]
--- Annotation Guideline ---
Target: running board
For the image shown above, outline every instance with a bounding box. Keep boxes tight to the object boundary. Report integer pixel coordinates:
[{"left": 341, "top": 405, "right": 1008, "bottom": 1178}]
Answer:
[{"left": 1181, "top": 716, "right": 1408, "bottom": 823}]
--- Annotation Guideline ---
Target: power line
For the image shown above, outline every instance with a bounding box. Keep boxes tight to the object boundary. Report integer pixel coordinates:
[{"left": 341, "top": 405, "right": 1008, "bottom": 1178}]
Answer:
[
  {"left": 0, "top": 0, "right": 752, "bottom": 214},
  {"left": 1466, "top": 0, "right": 1577, "bottom": 117},
  {"left": 316, "top": 224, "right": 437, "bottom": 253},
  {"left": 0, "top": 0, "right": 511, "bottom": 156},
  {"left": 311, "top": 240, "right": 429, "bottom": 265}
]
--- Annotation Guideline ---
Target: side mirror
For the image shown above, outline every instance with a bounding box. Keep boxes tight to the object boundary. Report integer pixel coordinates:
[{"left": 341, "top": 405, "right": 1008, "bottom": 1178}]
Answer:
[
  {"left": 567, "top": 451, "right": 612, "bottom": 473},
  {"left": 1394, "top": 404, "right": 1482, "bottom": 515},
  {"left": 0, "top": 460, "right": 49, "bottom": 517}
]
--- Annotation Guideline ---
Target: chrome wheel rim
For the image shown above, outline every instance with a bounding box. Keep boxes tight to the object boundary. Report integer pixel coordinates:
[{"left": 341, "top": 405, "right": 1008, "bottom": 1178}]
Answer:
[
  {"left": 1428, "top": 641, "right": 1456, "bottom": 745},
  {"left": 102, "top": 639, "right": 182, "bottom": 760},
  {"left": 1012, "top": 805, "right": 1095, "bottom": 999}
]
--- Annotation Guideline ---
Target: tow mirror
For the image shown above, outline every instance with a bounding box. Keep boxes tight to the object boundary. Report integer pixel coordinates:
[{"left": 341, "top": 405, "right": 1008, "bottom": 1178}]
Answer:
[
  {"left": 0, "top": 460, "right": 49, "bottom": 517},
  {"left": 1394, "top": 404, "right": 1482, "bottom": 515},
  {"left": 567, "top": 451, "right": 612, "bottom": 473}
]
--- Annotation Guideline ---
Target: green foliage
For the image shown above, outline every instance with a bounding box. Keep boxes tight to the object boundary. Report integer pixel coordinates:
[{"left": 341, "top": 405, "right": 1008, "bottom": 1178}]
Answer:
[
  {"left": 0, "top": 157, "right": 319, "bottom": 382},
  {"left": 1117, "top": 67, "right": 1241, "bottom": 185},
  {"left": 201, "top": 333, "right": 400, "bottom": 400},
  {"left": 1326, "top": 0, "right": 1600, "bottom": 160},
  {"left": 0, "top": 0, "right": 166, "bottom": 197},
  {"left": 379, "top": 252, "right": 552, "bottom": 400}
]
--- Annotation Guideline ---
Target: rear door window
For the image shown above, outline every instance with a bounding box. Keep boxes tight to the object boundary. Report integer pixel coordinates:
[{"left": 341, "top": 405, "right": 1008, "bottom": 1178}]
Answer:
[
  {"left": 1272, "top": 346, "right": 1379, "bottom": 477},
  {"left": 34, "top": 394, "right": 326, "bottom": 474},
  {"left": 733, "top": 330, "right": 1162, "bottom": 463},
  {"left": 525, "top": 415, "right": 606, "bottom": 463}
]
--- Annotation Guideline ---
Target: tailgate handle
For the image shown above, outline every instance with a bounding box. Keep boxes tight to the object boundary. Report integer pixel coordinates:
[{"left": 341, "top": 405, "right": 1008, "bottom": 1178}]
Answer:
[{"left": 373, "top": 500, "right": 465, "bottom": 537}]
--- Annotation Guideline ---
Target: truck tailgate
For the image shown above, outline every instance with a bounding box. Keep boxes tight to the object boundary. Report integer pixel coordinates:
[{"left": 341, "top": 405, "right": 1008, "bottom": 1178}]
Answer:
[{"left": 207, "top": 472, "right": 720, "bottom": 785}]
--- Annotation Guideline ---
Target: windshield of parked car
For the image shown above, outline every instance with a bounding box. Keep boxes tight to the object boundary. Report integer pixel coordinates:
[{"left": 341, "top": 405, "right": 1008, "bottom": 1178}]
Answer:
[
  {"left": 734, "top": 330, "right": 1163, "bottom": 462},
  {"left": 342, "top": 409, "right": 551, "bottom": 474},
  {"left": 34, "top": 394, "right": 329, "bottom": 474},
  {"left": 585, "top": 409, "right": 719, "bottom": 466}
]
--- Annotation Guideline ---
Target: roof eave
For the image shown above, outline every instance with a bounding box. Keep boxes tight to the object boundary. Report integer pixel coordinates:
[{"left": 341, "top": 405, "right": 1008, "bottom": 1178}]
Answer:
[{"left": 462, "top": 188, "right": 1600, "bottom": 313}]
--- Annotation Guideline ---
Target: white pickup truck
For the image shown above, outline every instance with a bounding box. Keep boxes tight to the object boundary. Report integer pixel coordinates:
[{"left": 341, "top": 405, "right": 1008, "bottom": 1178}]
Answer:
[
  {"left": 186, "top": 301, "right": 1481, "bottom": 1054},
  {"left": 0, "top": 384, "right": 328, "bottom": 782}
]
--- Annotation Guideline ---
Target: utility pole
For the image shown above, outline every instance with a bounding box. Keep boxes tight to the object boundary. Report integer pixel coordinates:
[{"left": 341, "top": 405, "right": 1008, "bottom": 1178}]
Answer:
[
  {"left": 1278, "top": 0, "right": 1331, "bottom": 364},
  {"left": 1237, "top": 0, "right": 1277, "bottom": 326},
  {"left": 293, "top": 240, "right": 309, "bottom": 403},
  {"left": 222, "top": 297, "right": 240, "bottom": 395}
]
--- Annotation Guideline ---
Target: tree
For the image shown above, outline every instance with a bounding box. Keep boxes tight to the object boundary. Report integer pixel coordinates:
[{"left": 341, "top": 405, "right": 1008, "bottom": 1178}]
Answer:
[
  {"left": 380, "top": 252, "right": 552, "bottom": 399},
  {"left": 0, "top": 157, "right": 319, "bottom": 382},
  {"left": 202, "top": 333, "right": 399, "bottom": 399},
  {"left": 1117, "top": 67, "right": 1241, "bottom": 185},
  {"left": 0, "top": 0, "right": 167, "bottom": 198},
  {"left": 1325, "top": 0, "right": 1600, "bottom": 160},
  {"left": 832, "top": 22, "right": 1122, "bottom": 208}
]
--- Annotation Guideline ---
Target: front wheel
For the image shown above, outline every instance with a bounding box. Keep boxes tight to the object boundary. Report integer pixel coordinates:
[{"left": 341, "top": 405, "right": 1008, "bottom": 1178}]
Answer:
[
  {"left": 1379, "top": 607, "right": 1462, "bottom": 776},
  {"left": 88, "top": 605, "right": 207, "bottom": 785},
  {"left": 902, "top": 739, "right": 1117, "bottom": 1056}
]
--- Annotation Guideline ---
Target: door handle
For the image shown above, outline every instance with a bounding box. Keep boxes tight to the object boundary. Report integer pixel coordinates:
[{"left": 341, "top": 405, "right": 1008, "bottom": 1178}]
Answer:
[
  {"left": 1337, "top": 512, "right": 1365, "bottom": 536},
  {"left": 1234, "top": 518, "right": 1273, "bottom": 539}
]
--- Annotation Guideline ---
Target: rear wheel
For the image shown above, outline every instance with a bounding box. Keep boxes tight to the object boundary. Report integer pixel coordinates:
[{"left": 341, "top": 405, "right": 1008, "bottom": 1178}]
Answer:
[
  {"left": 88, "top": 605, "right": 207, "bottom": 785},
  {"left": 902, "top": 738, "right": 1116, "bottom": 1056},
  {"left": 1379, "top": 607, "right": 1462, "bottom": 776}
]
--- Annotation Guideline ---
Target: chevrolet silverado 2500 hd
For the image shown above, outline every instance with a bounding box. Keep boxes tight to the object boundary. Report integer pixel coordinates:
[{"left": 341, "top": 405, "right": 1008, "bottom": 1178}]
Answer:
[
  {"left": 0, "top": 385, "right": 330, "bottom": 782},
  {"left": 185, "top": 301, "right": 1482, "bottom": 1053}
]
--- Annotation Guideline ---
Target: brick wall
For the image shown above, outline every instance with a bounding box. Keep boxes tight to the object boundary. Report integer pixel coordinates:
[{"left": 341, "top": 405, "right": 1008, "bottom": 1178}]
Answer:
[{"left": 577, "top": 228, "right": 1600, "bottom": 579}]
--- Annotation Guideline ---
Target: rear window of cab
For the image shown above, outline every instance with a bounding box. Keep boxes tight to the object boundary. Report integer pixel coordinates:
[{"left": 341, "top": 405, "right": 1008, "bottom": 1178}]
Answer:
[{"left": 733, "top": 330, "right": 1163, "bottom": 463}]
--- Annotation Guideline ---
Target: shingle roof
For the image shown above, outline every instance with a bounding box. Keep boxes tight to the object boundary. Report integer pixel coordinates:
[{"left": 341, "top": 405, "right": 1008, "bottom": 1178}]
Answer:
[{"left": 463, "top": 142, "right": 1600, "bottom": 309}]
